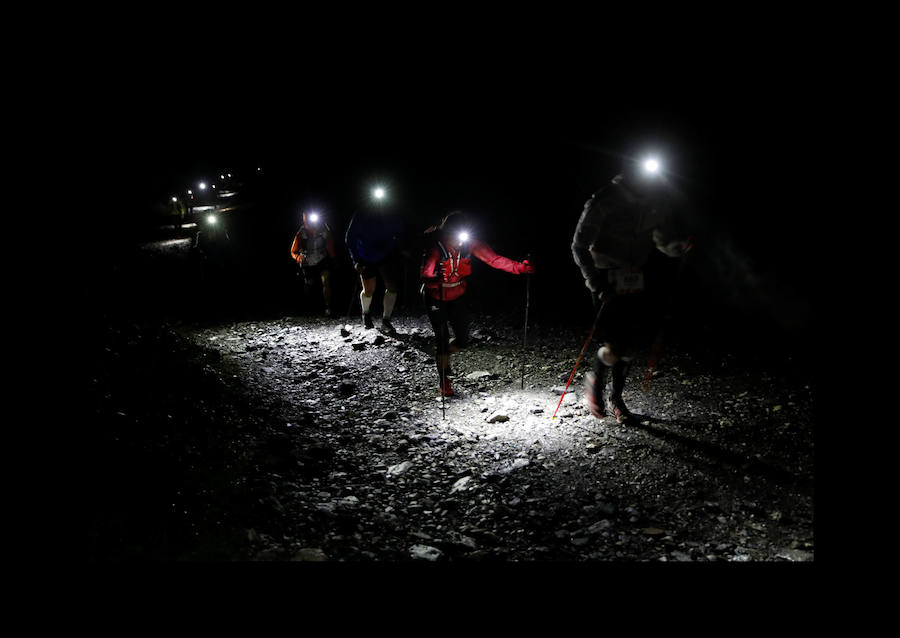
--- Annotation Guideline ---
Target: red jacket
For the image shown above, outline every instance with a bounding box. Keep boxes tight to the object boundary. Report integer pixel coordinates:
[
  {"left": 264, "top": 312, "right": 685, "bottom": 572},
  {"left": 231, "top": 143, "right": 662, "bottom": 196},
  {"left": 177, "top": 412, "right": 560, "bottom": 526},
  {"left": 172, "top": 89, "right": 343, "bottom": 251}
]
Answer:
[{"left": 421, "top": 237, "right": 528, "bottom": 301}]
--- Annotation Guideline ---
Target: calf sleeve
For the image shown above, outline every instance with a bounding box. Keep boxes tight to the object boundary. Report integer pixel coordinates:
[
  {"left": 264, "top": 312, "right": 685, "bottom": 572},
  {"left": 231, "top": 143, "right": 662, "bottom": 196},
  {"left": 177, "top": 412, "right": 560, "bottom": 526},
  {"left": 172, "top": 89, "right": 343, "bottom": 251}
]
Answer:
[
  {"left": 598, "top": 345, "right": 617, "bottom": 367},
  {"left": 360, "top": 290, "right": 373, "bottom": 314},
  {"left": 383, "top": 290, "right": 397, "bottom": 318}
]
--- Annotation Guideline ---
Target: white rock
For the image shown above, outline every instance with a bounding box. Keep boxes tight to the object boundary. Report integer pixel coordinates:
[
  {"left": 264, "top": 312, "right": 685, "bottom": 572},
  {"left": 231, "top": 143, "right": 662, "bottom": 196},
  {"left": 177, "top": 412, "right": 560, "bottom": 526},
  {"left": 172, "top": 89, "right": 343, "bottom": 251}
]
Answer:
[
  {"left": 511, "top": 458, "right": 530, "bottom": 471},
  {"left": 387, "top": 461, "right": 413, "bottom": 476},
  {"left": 450, "top": 476, "right": 473, "bottom": 494},
  {"left": 486, "top": 411, "right": 510, "bottom": 423},
  {"left": 292, "top": 548, "right": 328, "bottom": 562},
  {"left": 410, "top": 544, "right": 443, "bottom": 561},
  {"left": 465, "top": 371, "right": 492, "bottom": 381},
  {"left": 500, "top": 458, "right": 530, "bottom": 474}
]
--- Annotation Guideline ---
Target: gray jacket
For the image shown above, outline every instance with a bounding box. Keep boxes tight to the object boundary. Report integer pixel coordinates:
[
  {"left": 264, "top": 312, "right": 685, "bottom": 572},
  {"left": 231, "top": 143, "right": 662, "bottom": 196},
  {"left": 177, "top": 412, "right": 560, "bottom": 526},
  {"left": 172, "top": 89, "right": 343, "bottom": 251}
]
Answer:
[{"left": 571, "top": 174, "right": 688, "bottom": 294}]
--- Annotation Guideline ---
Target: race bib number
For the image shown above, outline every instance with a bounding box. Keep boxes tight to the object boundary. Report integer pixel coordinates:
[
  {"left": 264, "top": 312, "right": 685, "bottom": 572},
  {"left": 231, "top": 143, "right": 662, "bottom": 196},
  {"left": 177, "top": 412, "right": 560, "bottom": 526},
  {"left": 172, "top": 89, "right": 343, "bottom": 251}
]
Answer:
[{"left": 609, "top": 267, "right": 644, "bottom": 294}]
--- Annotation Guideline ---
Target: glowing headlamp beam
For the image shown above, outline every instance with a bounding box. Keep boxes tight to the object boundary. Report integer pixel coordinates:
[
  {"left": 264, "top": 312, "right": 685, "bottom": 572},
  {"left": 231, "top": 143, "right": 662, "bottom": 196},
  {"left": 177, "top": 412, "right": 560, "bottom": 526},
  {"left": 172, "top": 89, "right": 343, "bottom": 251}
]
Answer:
[
  {"left": 372, "top": 187, "right": 386, "bottom": 200},
  {"left": 206, "top": 215, "right": 217, "bottom": 225},
  {"left": 642, "top": 158, "right": 661, "bottom": 174},
  {"left": 308, "top": 212, "right": 320, "bottom": 223},
  {"left": 458, "top": 231, "right": 470, "bottom": 243}
]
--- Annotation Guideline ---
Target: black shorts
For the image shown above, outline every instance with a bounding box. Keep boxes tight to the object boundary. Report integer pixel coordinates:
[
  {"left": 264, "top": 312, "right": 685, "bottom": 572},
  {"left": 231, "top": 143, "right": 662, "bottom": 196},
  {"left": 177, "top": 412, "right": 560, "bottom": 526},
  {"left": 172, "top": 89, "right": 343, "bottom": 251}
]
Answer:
[{"left": 359, "top": 255, "right": 400, "bottom": 289}]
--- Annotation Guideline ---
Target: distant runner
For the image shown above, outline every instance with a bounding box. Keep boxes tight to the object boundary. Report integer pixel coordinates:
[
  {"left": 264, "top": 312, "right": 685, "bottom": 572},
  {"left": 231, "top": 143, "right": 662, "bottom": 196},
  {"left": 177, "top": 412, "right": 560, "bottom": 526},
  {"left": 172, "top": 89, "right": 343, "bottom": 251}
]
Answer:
[{"left": 291, "top": 210, "right": 337, "bottom": 316}]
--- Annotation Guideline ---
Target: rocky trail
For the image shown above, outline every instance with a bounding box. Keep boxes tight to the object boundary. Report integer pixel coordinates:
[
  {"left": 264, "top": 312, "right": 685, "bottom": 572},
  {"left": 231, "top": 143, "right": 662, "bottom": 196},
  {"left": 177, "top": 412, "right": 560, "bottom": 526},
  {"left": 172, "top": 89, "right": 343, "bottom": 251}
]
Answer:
[{"left": 84, "top": 270, "right": 815, "bottom": 562}]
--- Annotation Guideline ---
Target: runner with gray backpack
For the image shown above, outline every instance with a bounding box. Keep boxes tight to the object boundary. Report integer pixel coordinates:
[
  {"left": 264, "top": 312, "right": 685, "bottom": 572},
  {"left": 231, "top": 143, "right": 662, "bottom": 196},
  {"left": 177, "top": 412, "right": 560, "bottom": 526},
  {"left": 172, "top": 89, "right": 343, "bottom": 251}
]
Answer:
[{"left": 572, "top": 159, "right": 693, "bottom": 423}]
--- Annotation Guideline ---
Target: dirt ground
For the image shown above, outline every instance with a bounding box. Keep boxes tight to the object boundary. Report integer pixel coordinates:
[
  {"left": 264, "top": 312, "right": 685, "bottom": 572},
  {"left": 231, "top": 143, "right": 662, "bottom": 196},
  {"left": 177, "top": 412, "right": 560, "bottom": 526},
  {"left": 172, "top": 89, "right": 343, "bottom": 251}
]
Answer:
[{"left": 77, "top": 230, "right": 815, "bottom": 563}]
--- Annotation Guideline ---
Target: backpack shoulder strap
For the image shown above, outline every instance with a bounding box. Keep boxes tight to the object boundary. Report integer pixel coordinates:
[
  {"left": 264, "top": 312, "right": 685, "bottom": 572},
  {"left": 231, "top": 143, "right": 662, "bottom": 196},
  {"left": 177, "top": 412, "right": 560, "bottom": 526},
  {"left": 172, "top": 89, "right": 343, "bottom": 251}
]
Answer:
[{"left": 436, "top": 240, "right": 450, "bottom": 261}]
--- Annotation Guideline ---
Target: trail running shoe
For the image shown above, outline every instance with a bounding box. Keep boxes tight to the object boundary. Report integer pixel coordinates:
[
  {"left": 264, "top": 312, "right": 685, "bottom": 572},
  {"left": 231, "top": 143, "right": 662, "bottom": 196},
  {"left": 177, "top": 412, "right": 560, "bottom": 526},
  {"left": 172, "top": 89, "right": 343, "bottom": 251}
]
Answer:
[
  {"left": 606, "top": 395, "right": 635, "bottom": 424},
  {"left": 381, "top": 317, "right": 397, "bottom": 335},
  {"left": 363, "top": 313, "right": 374, "bottom": 329},
  {"left": 584, "top": 371, "right": 607, "bottom": 418},
  {"left": 440, "top": 377, "right": 455, "bottom": 397}
]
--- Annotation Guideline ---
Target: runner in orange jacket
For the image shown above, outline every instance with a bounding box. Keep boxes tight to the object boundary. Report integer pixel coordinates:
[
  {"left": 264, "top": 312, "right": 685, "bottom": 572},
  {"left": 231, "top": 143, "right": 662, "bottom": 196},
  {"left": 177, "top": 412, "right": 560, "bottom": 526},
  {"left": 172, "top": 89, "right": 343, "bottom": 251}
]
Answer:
[{"left": 291, "top": 210, "right": 337, "bottom": 316}]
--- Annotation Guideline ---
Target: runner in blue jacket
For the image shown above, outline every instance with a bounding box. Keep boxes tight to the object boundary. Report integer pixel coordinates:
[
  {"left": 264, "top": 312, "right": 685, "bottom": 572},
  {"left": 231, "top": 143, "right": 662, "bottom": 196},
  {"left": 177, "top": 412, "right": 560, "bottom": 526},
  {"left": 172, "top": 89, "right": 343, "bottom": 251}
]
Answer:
[{"left": 345, "top": 206, "right": 406, "bottom": 333}]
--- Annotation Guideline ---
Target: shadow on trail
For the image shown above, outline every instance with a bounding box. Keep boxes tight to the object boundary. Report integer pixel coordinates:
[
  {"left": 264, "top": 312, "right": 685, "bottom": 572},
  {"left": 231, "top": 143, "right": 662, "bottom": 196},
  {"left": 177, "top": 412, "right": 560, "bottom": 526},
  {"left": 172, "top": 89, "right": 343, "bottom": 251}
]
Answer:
[
  {"left": 382, "top": 326, "right": 435, "bottom": 358},
  {"left": 621, "top": 414, "right": 814, "bottom": 496}
]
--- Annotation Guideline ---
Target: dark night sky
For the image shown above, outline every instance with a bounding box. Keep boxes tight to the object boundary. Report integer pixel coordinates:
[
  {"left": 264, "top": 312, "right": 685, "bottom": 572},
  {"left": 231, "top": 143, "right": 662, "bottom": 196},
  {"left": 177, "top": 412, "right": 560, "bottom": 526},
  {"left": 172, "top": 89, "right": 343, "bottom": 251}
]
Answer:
[{"left": 80, "top": 68, "right": 818, "bottom": 350}]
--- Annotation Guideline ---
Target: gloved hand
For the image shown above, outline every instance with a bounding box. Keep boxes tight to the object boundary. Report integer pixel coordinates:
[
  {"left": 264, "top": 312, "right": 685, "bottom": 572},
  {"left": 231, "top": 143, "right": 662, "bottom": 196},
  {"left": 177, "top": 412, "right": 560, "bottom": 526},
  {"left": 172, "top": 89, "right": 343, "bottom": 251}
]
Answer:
[
  {"left": 518, "top": 259, "right": 535, "bottom": 275},
  {"left": 594, "top": 288, "right": 615, "bottom": 313},
  {"left": 654, "top": 229, "right": 693, "bottom": 258},
  {"left": 665, "top": 240, "right": 692, "bottom": 257}
]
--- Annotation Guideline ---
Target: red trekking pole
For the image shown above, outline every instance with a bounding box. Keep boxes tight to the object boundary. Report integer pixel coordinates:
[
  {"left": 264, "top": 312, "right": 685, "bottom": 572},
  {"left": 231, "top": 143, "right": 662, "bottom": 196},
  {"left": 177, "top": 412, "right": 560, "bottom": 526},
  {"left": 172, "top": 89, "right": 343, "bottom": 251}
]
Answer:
[{"left": 552, "top": 294, "right": 609, "bottom": 420}]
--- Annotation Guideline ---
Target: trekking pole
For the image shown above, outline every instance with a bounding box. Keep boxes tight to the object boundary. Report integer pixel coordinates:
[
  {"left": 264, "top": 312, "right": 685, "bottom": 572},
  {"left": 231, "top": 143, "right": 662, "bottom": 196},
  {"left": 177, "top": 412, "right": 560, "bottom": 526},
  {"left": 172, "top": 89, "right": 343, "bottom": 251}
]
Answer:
[
  {"left": 520, "top": 254, "right": 531, "bottom": 390},
  {"left": 552, "top": 295, "right": 608, "bottom": 420},
  {"left": 642, "top": 248, "right": 691, "bottom": 393},
  {"left": 438, "top": 266, "right": 446, "bottom": 420}
]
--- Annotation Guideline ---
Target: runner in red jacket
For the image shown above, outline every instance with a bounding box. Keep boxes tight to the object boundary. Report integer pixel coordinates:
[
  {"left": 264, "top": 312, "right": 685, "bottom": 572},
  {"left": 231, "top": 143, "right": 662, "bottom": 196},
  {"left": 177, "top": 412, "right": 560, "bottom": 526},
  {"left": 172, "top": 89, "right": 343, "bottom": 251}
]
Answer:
[{"left": 420, "top": 211, "right": 535, "bottom": 396}]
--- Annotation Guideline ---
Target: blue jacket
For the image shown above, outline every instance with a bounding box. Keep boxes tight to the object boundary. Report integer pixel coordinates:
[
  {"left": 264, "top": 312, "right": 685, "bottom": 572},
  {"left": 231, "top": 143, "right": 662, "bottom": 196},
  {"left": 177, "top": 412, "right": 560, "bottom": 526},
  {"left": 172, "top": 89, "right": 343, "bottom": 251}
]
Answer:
[{"left": 345, "top": 210, "right": 405, "bottom": 265}]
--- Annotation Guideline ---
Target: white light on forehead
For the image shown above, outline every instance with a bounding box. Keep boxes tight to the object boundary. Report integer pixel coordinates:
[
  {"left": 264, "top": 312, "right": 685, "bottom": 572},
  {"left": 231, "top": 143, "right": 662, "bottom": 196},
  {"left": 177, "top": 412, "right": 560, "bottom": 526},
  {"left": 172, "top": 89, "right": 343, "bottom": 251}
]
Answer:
[
  {"left": 643, "top": 158, "right": 660, "bottom": 174},
  {"left": 458, "top": 231, "right": 470, "bottom": 242},
  {"left": 309, "top": 212, "right": 320, "bottom": 222},
  {"left": 207, "top": 215, "right": 217, "bottom": 224},
  {"left": 373, "top": 187, "right": 386, "bottom": 200}
]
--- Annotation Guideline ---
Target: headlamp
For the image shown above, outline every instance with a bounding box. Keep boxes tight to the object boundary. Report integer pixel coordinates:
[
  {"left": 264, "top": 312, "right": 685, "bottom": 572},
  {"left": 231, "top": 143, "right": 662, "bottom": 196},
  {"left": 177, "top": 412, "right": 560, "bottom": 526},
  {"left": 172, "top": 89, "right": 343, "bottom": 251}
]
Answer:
[
  {"left": 308, "top": 212, "right": 320, "bottom": 223},
  {"left": 457, "top": 231, "right": 470, "bottom": 243},
  {"left": 642, "top": 157, "right": 661, "bottom": 175},
  {"left": 206, "top": 215, "right": 217, "bottom": 225}
]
